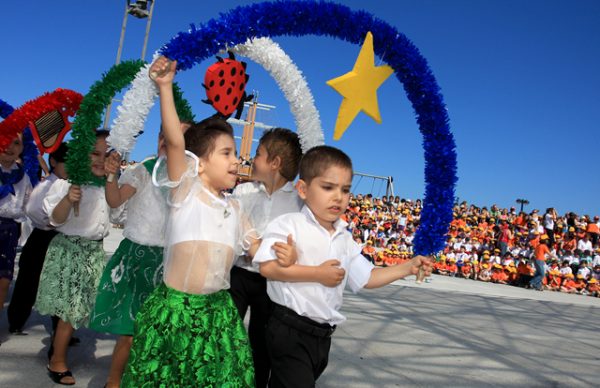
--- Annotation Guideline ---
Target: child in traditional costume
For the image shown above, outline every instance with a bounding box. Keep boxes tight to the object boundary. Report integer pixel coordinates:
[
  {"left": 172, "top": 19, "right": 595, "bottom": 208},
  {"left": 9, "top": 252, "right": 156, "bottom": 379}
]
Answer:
[
  {"left": 121, "top": 57, "right": 256, "bottom": 387},
  {"left": 34, "top": 130, "right": 111, "bottom": 385},
  {"left": 89, "top": 124, "right": 189, "bottom": 388}
]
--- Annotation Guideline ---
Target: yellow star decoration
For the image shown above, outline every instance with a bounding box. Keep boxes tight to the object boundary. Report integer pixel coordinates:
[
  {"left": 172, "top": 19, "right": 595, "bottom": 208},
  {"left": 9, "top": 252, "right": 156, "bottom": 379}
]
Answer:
[{"left": 327, "top": 31, "right": 393, "bottom": 140}]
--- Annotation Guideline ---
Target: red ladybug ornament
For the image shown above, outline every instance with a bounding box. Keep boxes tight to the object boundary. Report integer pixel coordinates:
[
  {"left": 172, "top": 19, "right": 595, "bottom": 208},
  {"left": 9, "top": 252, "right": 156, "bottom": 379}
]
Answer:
[{"left": 202, "top": 52, "right": 250, "bottom": 118}]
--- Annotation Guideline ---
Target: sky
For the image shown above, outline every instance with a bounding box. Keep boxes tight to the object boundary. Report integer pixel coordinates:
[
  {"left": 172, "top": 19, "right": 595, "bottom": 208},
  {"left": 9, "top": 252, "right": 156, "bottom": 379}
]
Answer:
[{"left": 2, "top": 0, "right": 599, "bottom": 216}]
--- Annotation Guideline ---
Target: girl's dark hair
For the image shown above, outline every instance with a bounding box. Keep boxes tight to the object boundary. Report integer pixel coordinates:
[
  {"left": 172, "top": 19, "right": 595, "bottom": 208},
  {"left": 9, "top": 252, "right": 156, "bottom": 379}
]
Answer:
[
  {"left": 96, "top": 129, "right": 110, "bottom": 139},
  {"left": 184, "top": 117, "right": 234, "bottom": 159}
]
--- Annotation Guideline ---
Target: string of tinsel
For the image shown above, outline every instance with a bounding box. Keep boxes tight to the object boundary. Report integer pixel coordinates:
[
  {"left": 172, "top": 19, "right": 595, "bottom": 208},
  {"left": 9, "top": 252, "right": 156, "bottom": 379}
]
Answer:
[
  {"left": 107, "top": 53, "right": 194, "bottom": 155},
  {"left": 157, "top": 0, "right": 457, "bottom": 255},
  {"left": 67, "top": 60, "right": 193, "bottom": 186},
  {"left": 0, "top": 98, "right": 39, "bottom": 186},
  {"left": 0, "top": 92, "right": 83, "bottom": 187}
]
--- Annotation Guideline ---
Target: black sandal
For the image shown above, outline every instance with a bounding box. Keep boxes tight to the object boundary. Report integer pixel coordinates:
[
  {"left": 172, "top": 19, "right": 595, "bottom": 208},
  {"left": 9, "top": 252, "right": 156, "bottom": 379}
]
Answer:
[{"left": 46, "top": 366, "right": 75, "bottom": 386}]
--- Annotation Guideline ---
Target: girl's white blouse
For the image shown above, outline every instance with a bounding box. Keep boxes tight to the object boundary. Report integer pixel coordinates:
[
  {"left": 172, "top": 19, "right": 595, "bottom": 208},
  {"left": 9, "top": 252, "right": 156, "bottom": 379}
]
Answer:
[{"left": 153, "top": 151, "right": 257, "bottom": 295}]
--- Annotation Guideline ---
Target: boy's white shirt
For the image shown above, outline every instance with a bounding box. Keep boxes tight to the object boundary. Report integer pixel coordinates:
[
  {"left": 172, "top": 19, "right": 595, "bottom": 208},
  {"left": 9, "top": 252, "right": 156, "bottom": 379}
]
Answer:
[
  {"left": 0, "top": 163, "right": 32, "bottom": 222},
  {"left": 253, "top": 205, "right": 374, "bottom": 325},
  {"left": 232, "top": 180, "right": 303, "bottom": 273}
]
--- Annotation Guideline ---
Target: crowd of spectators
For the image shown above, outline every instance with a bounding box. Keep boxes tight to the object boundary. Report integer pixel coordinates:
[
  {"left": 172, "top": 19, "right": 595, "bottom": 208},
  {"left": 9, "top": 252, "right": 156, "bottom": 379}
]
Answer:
[{"left": 343, "top": 194, "right": 600, "bottom": 297}]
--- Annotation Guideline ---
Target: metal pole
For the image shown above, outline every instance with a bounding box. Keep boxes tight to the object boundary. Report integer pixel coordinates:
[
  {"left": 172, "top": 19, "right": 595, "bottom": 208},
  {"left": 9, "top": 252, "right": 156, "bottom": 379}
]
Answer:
[
  {"left": 103, "top": 1, "right": 130, "bottom": 129},
  {"left": 141, "top": 0, "right": 156, "bottom": 61}
]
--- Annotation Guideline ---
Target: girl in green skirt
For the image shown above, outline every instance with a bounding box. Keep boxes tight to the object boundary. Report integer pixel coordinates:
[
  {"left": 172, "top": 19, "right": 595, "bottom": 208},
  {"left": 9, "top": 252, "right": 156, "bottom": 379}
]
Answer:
[
  {"left": 35, "top": 130, "right": 111, "bottom": 385},
  {"left": 121, "top": 57, "right": 257, "bottom": 387},
  {"left": 89, "top": 124, "right": 190, "bottom": 388}
]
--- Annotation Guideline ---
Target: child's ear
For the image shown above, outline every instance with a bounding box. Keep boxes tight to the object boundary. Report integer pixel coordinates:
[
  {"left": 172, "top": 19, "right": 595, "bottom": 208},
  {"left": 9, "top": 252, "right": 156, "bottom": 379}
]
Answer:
[
  {"left": 296, "top": 179, "right": 307, "bottom": 200},
  {"left": 270, "top": 155, "right": 282, "bottom": 171}
]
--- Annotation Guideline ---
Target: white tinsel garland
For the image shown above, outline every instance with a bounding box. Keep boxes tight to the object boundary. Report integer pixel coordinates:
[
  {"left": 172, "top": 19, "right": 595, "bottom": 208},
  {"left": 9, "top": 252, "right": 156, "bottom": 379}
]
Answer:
[
  {"left": 108, "top": 38, "right": 324, "bottom": 155},
  {"left": 229, "top": 37, "right": 324, "bottom": 152},
  {"left": 106, "top": 52, "right": 160, "bottom": 155}
]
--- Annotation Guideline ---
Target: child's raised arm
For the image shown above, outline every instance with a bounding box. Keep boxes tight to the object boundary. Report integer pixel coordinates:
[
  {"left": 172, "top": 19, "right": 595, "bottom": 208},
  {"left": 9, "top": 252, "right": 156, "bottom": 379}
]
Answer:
[{"left": 149, "top": 57, "right": 187, "bottom": 183}]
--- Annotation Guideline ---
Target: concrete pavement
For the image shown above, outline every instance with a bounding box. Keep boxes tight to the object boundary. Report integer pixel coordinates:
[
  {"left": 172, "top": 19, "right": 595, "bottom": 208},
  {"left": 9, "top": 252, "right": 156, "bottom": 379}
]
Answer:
[{"left": 1, "top": 227, "right": 599, "bottom": 387}]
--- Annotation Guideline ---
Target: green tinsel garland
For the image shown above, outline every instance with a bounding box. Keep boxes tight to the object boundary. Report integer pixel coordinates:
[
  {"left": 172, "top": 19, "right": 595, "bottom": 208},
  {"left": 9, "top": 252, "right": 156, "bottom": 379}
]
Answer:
[{"left": 66, "top": 60, "right": 194, "bottom": 186}]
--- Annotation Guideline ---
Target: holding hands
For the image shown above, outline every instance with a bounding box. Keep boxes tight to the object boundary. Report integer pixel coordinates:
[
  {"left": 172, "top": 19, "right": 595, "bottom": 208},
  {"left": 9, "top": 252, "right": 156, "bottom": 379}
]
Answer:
[
  {"left": 272, "top": 234, "right": 297, "bottom": 267},
  {"left": 317, "top": 260, "right": 346, "bottom": 287}
]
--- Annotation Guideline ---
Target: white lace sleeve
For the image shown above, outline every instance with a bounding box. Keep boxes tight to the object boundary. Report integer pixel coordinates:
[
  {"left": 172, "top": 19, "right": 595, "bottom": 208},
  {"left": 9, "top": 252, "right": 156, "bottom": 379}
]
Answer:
[
  {"left": 232, "top": 197, "right": 262, "bottom": 256},
  {"left": 152, "top": 150, "right": 199, "bottom": 188},
  {"left": 119, "top": 163, "right": 148, "bottom": 190},
  {"left": 152, "top": 151, "right": 199, "bottom": 207},
  {"left": 43, "top": 179, "right": 71, "bottom": 227}
]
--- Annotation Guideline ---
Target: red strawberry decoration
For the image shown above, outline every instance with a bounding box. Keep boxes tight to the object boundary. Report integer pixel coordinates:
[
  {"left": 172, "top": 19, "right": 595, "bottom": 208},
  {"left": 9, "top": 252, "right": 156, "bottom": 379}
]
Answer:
[{"left": 202, "top": 52, "right": 252, "bottom": 118}]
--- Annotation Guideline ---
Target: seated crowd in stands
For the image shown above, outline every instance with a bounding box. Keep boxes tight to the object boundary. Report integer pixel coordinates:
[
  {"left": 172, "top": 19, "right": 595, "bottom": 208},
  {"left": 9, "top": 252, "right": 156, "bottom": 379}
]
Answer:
[{"left": 343, "top": 194, "right": 600, "bottom": 297}]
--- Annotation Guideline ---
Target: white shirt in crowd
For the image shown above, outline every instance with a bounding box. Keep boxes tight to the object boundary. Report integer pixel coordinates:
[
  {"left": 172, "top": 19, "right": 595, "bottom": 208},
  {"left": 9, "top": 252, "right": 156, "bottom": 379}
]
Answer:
[
  {"left": 253, "top": 206, "right": 374, "bottom": 326},
  {"left": 0, "top": 164, "right": 32, "bottom": 222},
  {"left": 577, "top": 239, "right": 593, "bottom": 253},
  {"left": 559, "top": 266, "right": 572, "bottom": 276},
  {"left": 577, "top": 266, "right": 591, "bottom": 279},
  {"left": 232, "top": 181, "right": 303, "bottom": 273},
  {"left": 25, "top": 173, "right": 58, "bottom": 230},
  {"left": 43, "top": 179, "right": 111, "bottom": 240},
  {"left": 543, "top": 213, "right": 554, "bottom": 230},
  {"left": 593, "top": 255, "right": 600, "bottom": 267}
]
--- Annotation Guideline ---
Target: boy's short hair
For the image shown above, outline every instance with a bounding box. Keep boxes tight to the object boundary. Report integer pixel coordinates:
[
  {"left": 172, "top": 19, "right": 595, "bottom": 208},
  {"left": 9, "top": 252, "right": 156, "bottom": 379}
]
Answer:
[
  {"left": 184, "top": 116, "right": 234, "bottom": 159},
  {"left": 259, "top": 127, "right": 302, "bottom": 181},
  {"left": 299, "top": 145, "right": 353, "bottom": 184}
]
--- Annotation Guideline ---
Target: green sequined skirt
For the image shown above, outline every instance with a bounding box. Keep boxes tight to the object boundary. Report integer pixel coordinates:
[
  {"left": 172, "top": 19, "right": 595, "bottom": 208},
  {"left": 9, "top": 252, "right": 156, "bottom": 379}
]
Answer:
[
  {"left": 34, "top": 233, "right": 105, "bottom": 329},
  {"left": 122, "top": 283, "right": 255, "bottom": 387},
  {"left": 89, "top": 238, "right": 163, "bottom": 335}
]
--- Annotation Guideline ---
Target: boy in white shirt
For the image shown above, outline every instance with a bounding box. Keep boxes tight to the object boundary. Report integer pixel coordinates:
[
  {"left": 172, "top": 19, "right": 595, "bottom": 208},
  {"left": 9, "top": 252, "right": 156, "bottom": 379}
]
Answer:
[
  {"left": 253, "top": 145, "right": 432, "bottom": 387},
  {"left": 229, "top": 127, "right": 303, "bottom": 387}
]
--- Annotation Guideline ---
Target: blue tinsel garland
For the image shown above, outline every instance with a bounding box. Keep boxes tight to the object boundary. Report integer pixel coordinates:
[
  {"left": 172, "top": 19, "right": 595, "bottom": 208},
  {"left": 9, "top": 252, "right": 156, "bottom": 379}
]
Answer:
[
  {"left": 159, "top": 0, "right": 457, "bottom": 255},
  {"left": 0, "top": 98, "right": 40, "bottom": 187}
]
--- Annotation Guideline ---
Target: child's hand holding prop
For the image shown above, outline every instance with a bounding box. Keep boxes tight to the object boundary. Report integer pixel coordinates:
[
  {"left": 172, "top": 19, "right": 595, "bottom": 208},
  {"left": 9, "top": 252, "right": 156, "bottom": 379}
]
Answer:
[{"left": 415, "top": 255, "right": 434, "bottom": 283}]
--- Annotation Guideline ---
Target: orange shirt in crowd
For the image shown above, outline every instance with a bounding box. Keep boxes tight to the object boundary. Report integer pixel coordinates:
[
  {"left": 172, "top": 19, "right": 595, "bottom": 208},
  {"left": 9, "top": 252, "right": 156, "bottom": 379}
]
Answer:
[
  {"left": 491, "top": 269, "right": 503, "bottom": 282},
  {"left": 461, "top": 264, "right": 472, "bottom": 276},
  {"left": 562, "top": 279, "right": 576, "bottom": 290},
  {"left": 587, "top": 283, "right": 599, "bottom": 293},
  {"left": 534, "top": 243, "right": 550, "bottom": 261},
  {"left": 362, "top": 245, "right": 376, "bottom": 257},
  {"left": 573, "top": 280, "right": 586, "bottom": 291},
  {"left": 517, "top": 262, "right": 530, "bottom": 275},
  {"left": 446, "top": 264, "right": 458, "bottom": 273},
  {"left": 587, "top": 223, "right": 599, "bottom": 235},
  {"left": 563, "top": 238, "right": 577, "bottom": 251},
  {"left": 549, "top": 275, "right": 562, "bottom": 288}
]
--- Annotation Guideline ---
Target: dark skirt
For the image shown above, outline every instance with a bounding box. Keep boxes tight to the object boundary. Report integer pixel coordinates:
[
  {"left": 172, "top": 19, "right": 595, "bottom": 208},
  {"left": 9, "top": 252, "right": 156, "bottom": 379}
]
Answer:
[{"left": 0, "top": 217, "right": 21, "bottom": 281}]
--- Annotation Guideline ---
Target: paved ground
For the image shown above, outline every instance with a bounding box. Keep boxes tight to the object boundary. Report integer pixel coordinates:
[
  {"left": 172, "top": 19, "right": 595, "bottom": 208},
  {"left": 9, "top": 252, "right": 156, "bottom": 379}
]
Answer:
[{"left": 1, "top": 227, "right": 599, "bottom": 387}]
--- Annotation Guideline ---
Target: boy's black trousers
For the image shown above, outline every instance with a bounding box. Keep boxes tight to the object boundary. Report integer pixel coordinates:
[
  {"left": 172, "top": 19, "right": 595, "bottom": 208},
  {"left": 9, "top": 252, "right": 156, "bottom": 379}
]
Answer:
[{"left": 229, "top": 266, "right": 272, "bottom": 388}]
